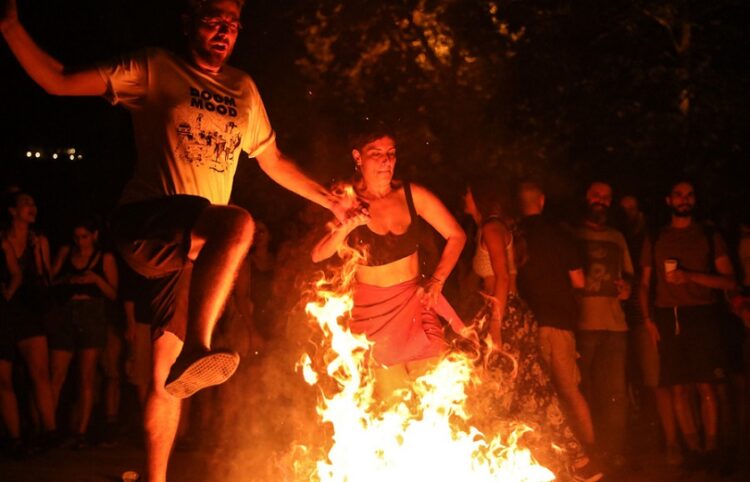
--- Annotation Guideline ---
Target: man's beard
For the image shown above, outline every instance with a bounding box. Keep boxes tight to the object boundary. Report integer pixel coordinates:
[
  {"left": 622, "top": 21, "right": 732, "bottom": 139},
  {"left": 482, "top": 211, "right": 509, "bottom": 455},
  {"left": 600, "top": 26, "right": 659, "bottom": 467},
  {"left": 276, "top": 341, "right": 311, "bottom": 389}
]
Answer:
[
  {"left": 671, "top": 205, "right": 693, "bottom": 218},
  {"left": 586, "top": 203, "right": 608, "bottom": 225}
]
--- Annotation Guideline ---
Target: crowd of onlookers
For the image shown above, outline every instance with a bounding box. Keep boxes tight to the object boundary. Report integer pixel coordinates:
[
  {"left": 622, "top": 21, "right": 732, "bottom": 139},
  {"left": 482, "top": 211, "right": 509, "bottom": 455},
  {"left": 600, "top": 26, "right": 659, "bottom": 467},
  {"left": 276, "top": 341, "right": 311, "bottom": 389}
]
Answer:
[
  {"left": 0, "top": 184, "right": 330, "bottom": 459},
  {"left": 1, "top": 177, "right": 748, "bottom": 477},
  {"left": 451, "top": 177, "right": 748, "bottom": 476}
]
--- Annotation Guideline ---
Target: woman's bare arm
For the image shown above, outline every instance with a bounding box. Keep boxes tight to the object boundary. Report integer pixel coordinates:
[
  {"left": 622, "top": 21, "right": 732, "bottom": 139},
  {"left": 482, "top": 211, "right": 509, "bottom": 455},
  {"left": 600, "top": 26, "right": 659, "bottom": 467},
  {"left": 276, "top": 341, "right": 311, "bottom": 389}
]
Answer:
[
  {"left": 51, "top": 245, "right": 71, "bottom": 279},
  {"left": 96, "top": 253, "right": 119, "bottom": 301},
  {"left": 411, "top": 183, "right": 466, "bottom": 308},
  {"left": 1, "top": 239, "right": 21, "bottom": 301},
  {"left": 311, "top": 213, "right": 369, "bottom": 263},
  {"left": 482, "top": 221, "right": 510, "bottom": 348}
]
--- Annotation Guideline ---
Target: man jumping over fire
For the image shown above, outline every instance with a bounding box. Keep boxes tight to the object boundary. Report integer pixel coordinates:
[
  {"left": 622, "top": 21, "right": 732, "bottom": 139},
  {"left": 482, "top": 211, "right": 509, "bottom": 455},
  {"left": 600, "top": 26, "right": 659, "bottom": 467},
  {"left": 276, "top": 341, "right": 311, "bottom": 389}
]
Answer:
[{"left": 2, "top": 1, "right": 345, "bottom": 480}]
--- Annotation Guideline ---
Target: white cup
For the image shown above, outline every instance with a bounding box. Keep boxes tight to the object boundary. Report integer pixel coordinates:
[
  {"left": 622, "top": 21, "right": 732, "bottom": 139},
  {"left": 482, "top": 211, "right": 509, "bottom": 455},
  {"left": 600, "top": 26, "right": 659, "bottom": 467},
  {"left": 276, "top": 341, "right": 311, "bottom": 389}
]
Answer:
[
  {"left": 121, "top": 471, "right": 140, "bottom": 482},
  {"left": 664, "top": 259, "right": 678, "bottom": 273}
]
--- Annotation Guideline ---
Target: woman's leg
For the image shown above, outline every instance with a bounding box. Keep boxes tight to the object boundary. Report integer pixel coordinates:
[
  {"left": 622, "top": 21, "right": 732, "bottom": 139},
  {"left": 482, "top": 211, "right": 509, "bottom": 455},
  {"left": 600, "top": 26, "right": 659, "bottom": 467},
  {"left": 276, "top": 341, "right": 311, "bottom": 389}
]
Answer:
[
  {"left": 103, "top": 326, "right": 122, "bottom": 424},
  {"left": 372, "top": 363, "right": 411, "bottom": 405},
  {"left": 74, "top": 348, "right": 100, "bottom": 436},
  {"left": 17, "top": 336, "right": 57, "bottom": 431},
  {"left": 0, "top": 361, "right": 21, "bottom": 439},
  {"left": 49, "top": 349, "right": 73, "bottom": 412}
]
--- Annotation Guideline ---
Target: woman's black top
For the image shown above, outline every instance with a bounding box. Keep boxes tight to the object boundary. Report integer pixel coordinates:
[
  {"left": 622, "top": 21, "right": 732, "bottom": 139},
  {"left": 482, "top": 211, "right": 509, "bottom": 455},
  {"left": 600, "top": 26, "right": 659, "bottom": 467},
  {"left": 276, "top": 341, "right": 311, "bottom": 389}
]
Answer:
[
  {"left": 56, "top": 249, "right": 106, "bottom": 300},
  {"left": 348, "top": 182, "right": 420, "bottom": 266}
]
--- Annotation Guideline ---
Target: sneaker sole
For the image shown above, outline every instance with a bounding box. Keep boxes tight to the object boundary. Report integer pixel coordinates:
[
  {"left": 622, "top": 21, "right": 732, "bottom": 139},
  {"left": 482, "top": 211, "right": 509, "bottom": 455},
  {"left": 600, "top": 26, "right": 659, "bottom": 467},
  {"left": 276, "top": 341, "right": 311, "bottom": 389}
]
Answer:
[{"left": 165, "top": 352, "right": 240, "bottom": 399}]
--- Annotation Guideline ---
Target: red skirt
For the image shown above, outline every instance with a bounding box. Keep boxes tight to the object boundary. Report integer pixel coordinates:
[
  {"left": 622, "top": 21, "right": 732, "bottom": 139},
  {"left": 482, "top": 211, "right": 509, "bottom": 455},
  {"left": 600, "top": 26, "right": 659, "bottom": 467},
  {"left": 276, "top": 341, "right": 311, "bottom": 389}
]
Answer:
[{"left": 351, "top": 278, "right": 465, "bottom": 366}]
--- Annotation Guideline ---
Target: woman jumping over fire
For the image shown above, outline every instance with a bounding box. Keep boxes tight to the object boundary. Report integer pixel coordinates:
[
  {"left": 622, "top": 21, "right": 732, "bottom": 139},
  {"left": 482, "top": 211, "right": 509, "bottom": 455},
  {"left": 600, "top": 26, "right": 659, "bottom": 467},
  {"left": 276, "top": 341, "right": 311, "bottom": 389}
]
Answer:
[{"left": 311, "top": 120, "right": 467, "bottom": 401}]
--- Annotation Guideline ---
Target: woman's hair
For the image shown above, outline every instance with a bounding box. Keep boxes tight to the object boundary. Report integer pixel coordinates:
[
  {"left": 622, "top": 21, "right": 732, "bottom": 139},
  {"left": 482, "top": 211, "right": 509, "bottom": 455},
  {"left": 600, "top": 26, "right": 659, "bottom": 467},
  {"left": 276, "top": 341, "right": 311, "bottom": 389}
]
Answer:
[
  {"left": 71, "top": 216, "right": 100, "bottom": 235},
  {"left": 468, "top": 174, "right": 518, "bottom": 223},
  {"left": 347, "top": 118, "right": 396, "bottom": 152},
  {"left": 1, "top": 191, "right": 32, "bottom": 227},
  {"left": 5, "top": 190, "right": 30, "bottom": 208}
]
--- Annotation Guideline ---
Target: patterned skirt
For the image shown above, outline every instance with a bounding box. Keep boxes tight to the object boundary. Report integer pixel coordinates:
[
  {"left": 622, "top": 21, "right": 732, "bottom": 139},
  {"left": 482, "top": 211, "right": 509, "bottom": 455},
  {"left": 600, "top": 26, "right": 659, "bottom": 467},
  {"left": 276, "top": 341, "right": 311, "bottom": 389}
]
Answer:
[{"left": 480, "top": 293, "right": 586, "bottom": 475}]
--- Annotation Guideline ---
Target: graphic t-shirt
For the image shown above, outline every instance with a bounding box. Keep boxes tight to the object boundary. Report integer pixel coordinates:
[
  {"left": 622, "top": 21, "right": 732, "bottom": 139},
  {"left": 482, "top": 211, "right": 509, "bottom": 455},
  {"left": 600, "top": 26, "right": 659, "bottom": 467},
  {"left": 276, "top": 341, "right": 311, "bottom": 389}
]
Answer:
[
  {"left": 640, "top": 223, "right": 728, "bottom": 307},
  {"left": 98, "top": 48, "right": 276, "bottom": 205},
  {"left": 575, "top": 225, "right": 633, "bottom": 331}
]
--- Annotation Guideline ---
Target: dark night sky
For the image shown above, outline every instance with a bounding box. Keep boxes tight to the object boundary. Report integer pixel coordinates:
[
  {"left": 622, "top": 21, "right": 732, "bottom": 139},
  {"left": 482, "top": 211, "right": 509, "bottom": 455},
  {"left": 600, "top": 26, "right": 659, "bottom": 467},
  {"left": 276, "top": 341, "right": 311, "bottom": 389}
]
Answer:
[
  {"left": 2, "top": 0, "right": 749, "bottom": 245},
  {"left": 1, "top": 0, "right": 314, "bottom": 242}
]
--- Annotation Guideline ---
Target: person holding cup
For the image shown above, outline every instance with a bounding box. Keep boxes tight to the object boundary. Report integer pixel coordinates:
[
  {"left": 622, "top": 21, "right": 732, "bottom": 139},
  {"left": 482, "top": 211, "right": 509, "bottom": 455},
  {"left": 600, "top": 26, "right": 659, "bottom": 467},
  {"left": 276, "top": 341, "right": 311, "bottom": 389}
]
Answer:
[{"left": 639, "top": 180, "right": 736, "bottom": 468}]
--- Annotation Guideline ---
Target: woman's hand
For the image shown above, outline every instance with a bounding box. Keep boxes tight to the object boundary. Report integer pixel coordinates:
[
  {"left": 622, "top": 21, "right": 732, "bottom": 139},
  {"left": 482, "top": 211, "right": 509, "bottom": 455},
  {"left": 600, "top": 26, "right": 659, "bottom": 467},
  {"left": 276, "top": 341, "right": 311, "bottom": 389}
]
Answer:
[
  {"left": 419, "top": 276, "right": 444, "bottom": 310},
  {"left": 337, "top": 210, "right": 370, "bottom": 233},
  {"left": 71, "top": 270, "right": 99, "bottom": 284}
]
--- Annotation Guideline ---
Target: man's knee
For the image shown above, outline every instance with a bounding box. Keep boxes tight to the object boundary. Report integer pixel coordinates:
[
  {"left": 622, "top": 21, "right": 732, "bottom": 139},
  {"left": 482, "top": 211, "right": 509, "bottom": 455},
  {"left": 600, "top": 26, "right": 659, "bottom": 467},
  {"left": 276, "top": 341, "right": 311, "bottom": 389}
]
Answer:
[
  {"left": 224, "top": 206, "right": 254, "bottom": 243},
  {"left": 198, "top": 205, "right": 254, "bottom": 243}
]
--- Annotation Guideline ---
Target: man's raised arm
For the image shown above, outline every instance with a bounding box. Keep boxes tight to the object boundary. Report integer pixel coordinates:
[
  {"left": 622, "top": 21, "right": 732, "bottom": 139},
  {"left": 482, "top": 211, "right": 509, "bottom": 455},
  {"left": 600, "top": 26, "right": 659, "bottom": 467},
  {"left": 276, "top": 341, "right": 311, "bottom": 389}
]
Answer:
[{"left": 1, "top": 0, "right": 106, "bottom": 96}]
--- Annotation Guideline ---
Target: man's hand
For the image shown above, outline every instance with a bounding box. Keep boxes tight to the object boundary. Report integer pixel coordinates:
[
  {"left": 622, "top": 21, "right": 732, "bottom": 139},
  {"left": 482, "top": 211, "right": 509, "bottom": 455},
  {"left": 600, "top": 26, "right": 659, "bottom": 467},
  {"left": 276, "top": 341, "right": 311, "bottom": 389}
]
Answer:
[
  {"left": 1, "top": 0, "right": 18, "bottom": 27},
  {"left": 328, "top": 194, "right": 350, "bottom": 223},
  {"left": 644, "top": 318, "right": 660, "bottom": 345},
  {"left": 615, "top": 279, "right": 632, "bottom": 300},
  {"left": 328, "top": 183, "right": 368, "bottom": 223}
]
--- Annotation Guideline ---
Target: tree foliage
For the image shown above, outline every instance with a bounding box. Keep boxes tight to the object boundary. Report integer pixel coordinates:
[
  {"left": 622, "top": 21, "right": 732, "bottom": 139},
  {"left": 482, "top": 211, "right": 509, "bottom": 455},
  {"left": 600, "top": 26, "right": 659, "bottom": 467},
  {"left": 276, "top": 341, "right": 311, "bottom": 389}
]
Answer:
[{"left": 290, "top": 0, "right": 749, "bottom": 210}]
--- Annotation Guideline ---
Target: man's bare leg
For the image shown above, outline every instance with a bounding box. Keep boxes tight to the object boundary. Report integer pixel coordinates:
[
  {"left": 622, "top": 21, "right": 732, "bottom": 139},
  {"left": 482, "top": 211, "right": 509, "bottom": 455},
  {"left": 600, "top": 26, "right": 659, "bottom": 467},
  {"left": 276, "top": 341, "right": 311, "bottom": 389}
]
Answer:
[
  {"left": 671, "top": 384, "right": 701, "bottom": 452},
  {"left": 185, "top": 205, "right": 254, "bottom": 350},
  {"left": 553, "top": 377, "right": 596, "bottom": 445},
  {"left": 654, "top": 386, "right": 681, "bottom": 463},
  {"left": 696, "top": 382, "right": 719, "bottom": 451},
  {"left": 145, "top": 332, "right": 183, "bottom": 482},
  {"left": 165, "top": 205, "right": 254, "bottom": 398}
]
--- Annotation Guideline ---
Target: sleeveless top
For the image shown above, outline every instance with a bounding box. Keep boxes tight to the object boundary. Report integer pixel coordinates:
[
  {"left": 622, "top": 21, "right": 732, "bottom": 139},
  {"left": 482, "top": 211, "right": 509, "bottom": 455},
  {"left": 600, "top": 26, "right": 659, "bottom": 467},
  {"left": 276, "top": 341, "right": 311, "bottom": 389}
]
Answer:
[
  {"left": 348, "top": 182, "right": 420, "bottom": 266},
  {"left": 472, "top": 218, "right": 517, "bottom": 278},
  {"left": 1, "top": 231, "right": 49, "bottom": 305},
  {"left": 56, "top": 249, "right": 106, "bottom": 300}
]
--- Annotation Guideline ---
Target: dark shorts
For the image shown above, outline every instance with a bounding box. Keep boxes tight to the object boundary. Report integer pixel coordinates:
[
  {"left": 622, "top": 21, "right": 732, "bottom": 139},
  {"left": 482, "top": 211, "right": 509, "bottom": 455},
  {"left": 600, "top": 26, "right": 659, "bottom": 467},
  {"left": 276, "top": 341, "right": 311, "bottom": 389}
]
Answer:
[
  {"left": 654, "top": 304, "right": 728, "bottom": 386},
  {"left": 48, "top": 298, "right": 108, "bottom": 351},
  {"left": 4, "top": 297, "right": 48, "bottom": 343},
  {"left": 720, "top": 312, "right": 746, "bottom": 374},
  {"left": 0, "top": 301, "right": 15, "bottom": 361},
  {"left": 109, "top": 195, "right": 209, "bottom": 340}
]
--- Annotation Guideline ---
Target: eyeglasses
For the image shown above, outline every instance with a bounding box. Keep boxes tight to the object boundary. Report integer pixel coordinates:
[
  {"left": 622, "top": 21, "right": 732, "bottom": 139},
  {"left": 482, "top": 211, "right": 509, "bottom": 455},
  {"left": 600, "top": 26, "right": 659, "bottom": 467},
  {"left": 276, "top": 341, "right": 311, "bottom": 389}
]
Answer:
[{"left": 199, "top": 16, "right": 242, "bottom": 33}]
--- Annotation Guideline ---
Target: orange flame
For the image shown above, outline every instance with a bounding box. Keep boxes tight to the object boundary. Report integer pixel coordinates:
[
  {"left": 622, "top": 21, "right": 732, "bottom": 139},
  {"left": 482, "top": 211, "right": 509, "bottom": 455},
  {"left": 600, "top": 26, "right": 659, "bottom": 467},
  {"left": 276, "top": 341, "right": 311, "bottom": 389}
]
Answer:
[{"left": 293, "top": 192, "right": 554, "bottom": 481}]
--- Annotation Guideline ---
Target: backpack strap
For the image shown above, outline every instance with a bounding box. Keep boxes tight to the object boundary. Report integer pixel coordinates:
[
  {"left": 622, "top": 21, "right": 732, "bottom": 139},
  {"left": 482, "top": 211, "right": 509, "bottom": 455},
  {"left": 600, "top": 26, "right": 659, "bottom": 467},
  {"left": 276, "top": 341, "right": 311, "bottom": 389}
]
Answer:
[{"left": 701, "top": 223, "right": 716, "bottom": 272}]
